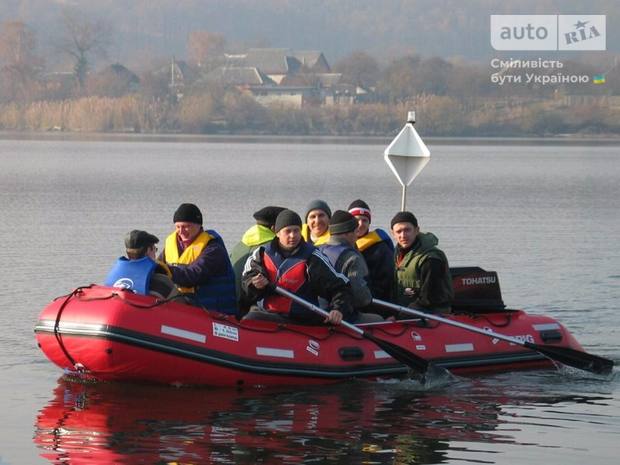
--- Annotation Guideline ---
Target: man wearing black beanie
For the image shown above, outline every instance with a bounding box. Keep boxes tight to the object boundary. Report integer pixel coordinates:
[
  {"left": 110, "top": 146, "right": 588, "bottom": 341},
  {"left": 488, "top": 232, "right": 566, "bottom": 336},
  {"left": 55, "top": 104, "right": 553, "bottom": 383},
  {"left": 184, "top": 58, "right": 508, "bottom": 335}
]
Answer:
[
  {"left": 390, "top": 211, "right": 453, "bottom": 313},
  {"left": 241, "top": 209, "right": 354, "bottom": 325},
  {"left": 160, "top": 203, "right": 238, "bottom": 315}
]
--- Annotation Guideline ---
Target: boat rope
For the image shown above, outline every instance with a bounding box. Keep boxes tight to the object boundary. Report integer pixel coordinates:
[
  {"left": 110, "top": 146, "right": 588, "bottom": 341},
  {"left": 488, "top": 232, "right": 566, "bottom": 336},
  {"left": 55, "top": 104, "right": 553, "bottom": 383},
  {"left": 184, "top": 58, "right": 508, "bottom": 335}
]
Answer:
[
  {"left": 76, "top": 290, "right": 188, "bottom": 309},
  {"left": 232, "top": 317, "right": 339, "bottom": 340},
  {"left": 284, "top": 324, "right": 341, "bottom": 341},
  {"left": 53, "top": 286, "right": 93, "bottom": 369},
  {"left": 372, "top": 322, "right": 416, "bottom": 338},
  {"left": 471, "top": 313, "right": 512, "bottom": 328}
]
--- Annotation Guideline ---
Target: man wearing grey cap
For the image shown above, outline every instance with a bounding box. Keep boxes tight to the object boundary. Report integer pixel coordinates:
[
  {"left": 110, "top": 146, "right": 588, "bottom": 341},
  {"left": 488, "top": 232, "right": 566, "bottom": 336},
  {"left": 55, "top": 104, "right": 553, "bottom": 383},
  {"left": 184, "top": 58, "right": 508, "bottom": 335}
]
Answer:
[
  {"left": 105, "top": 230, "right": 178, "bottom": 300},
  {"left": 301, "top": 199, "right": 331, "bottom": 246}
]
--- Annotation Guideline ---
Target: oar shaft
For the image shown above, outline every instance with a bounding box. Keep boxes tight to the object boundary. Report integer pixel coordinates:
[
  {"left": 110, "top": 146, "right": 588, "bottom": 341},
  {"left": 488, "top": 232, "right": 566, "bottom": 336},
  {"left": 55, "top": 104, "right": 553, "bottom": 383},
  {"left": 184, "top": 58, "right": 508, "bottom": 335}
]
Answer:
[
  {"left": 372, "top": 298, "right": 524, "bottom": 347},
  {"left": 275, "top": 286, "right": 364, "bottom": 336},
  {"left": 276, "top": 287, "right": 433, "bottom": 374}
]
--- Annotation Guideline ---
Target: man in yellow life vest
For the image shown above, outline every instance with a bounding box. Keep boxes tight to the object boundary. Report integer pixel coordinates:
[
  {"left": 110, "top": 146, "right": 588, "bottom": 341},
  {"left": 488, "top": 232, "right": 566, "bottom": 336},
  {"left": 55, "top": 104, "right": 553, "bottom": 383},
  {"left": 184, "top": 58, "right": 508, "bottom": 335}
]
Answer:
[
  {"left": 301, "top": 199, "right": 331, "bottom": 246},
  {"left": 160, "top": 203, "right": 238, "bottom": 316},
  {"left": 348, "top": 200, "right": 395, "bottom": 307}
]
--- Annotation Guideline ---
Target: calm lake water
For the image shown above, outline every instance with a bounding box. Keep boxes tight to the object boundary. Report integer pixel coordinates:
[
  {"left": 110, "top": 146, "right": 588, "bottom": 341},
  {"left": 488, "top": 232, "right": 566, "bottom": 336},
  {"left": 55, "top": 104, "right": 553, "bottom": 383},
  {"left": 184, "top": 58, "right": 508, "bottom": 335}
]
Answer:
[{"left": 0, "top": 137, "right": 619, "bottom": 464}]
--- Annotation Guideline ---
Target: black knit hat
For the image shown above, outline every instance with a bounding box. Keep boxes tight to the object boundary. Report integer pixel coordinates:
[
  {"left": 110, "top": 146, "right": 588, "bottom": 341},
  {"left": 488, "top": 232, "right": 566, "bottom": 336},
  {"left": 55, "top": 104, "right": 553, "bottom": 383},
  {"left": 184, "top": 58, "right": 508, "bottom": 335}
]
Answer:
[
  {"left": 253, "top": 206, "right": 286, "bottom": 227},
  {"left": 125, "top": 230, "right": 159, "bottom": 251},
  {"left": 329, "top": 210, "right": 358, "bottom": 235},
  {"left": 173, "top": 203, "right": 203, "bottom": 225},
  {"left": 390, "top": 211, "right": 418, "bottom": 229},
  {"left": 348, "top": 199, "right": 371, "bottom": 222},
  {"left": 305, "top": 199, "right": 331, "bottom": 220},
  {"left": 274, "top": 209, "right": 302, "bottom": 233}
]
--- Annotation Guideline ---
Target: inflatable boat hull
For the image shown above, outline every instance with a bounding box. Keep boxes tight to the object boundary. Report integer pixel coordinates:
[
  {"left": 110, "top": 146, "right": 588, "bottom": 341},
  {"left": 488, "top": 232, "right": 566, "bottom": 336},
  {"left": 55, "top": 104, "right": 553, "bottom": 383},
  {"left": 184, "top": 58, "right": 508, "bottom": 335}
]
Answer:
[{"left": 35, "top": 286, "right": 584, "bottom": 386}]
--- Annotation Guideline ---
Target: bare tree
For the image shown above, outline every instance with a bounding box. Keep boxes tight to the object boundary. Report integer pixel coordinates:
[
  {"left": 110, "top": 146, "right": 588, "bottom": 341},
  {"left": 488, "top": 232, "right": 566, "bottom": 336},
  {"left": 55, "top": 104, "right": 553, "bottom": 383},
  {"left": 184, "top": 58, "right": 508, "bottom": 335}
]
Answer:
[
  {"left": 333, "top": 51, "right": 380, "bottom": 89},
  {"left": 0, "top": 21, "right": 43, "bottom": 102},
  {"left": 56, "top": 8, "right": 111, "bottom": 90},
  {"left": 187, "top": 31, "right": 226, "bottom": 68}
]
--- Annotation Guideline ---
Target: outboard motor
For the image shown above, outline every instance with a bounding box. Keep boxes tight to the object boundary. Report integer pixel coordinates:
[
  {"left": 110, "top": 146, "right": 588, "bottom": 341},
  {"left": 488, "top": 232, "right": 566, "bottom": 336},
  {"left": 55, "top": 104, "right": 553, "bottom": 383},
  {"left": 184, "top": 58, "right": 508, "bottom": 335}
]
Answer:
[{"left": 450, "top": 267, "right": 506, "bottom": 313}]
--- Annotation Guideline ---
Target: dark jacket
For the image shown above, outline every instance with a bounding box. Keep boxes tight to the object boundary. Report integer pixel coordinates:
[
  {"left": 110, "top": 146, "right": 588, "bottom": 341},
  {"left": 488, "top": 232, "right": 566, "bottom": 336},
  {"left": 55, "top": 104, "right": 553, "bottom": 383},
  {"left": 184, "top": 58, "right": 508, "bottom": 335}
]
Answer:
[
  {"left": 241, "top": 238, "right": 354, "bottom": 324},
  {"left": 160, "top": 230, "right": 237, "bottom": 315},
  {"left": 320, "top": 236, "right": 372, "bottom": 310},
  {"left": 359, "top": 233, "right": 394, "bottom": 301},
  {"left": 230, "top": 224, "right": 276, "bottom": 312},
  {"left": 393, "top": 232, "right": 453, "bottom": 313}
]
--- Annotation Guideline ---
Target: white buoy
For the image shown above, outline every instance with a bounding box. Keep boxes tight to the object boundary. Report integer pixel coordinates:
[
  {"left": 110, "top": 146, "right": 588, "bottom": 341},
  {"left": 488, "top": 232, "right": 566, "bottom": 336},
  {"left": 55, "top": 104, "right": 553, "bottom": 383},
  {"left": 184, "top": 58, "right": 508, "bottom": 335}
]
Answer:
[{"left": 384, "top": 111, "right": 430, "bottom": 210}]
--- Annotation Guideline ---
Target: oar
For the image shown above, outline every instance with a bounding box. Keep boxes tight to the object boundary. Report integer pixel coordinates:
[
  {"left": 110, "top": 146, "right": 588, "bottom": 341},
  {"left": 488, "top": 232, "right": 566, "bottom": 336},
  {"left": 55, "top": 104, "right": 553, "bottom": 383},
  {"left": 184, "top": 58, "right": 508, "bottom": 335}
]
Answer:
[
  {"left": 373, "top": 298, "right": 614, "bottom": 375},
  {"left": 273, "top": 286, "right": 445, "bottom": 376}
]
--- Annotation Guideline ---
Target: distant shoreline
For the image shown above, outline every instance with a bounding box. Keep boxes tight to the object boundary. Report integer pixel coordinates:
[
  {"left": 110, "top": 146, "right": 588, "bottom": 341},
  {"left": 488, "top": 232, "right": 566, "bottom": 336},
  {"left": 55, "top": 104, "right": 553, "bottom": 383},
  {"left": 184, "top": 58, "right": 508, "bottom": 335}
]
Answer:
[{"left": 2, "top": 130, "right": 620, "bottom": 146}]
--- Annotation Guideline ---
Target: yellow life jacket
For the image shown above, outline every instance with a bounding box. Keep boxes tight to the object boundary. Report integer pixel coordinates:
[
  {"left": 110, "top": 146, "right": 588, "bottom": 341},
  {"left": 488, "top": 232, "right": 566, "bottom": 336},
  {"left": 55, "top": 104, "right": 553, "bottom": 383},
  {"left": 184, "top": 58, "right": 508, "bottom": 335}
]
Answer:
[
  {"left": 164, "top": 230, "right": 213, "bottom": 293},
  {"left": 356, "top": 230, "right": 384, "bottom": 252},
  {"left": 301, "top": 223, "right": 330, "bottom": 246},
  {"left": 241, "top": 224, "right": 275, "bottom": 247}
]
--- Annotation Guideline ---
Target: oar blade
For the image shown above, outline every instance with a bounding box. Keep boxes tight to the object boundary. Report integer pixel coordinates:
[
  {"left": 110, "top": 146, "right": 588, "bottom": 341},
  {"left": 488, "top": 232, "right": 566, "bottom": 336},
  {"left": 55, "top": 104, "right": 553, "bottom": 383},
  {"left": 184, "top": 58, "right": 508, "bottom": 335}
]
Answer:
[
  {"left": 527, "top": 343, "right": 614, "bottom": 375},
  {"left": 361, "top": 330, "right": 430, "bottom": 374}
]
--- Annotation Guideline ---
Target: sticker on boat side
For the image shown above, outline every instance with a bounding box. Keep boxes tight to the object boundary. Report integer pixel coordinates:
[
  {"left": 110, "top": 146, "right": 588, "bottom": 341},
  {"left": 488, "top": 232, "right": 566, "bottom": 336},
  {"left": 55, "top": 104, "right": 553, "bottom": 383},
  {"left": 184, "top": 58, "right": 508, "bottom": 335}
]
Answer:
[
  {"left": 212, "top": 322, "right": 239, "bottom": 342},
  {"left": 306, "top": 340, "right": 320, "bottom": 356},
  {"left": 512, "top": 334, "right": 536, "bottom": 344},
  {"left": 483, "top": 327, "right": 500, "bottom": 345}
]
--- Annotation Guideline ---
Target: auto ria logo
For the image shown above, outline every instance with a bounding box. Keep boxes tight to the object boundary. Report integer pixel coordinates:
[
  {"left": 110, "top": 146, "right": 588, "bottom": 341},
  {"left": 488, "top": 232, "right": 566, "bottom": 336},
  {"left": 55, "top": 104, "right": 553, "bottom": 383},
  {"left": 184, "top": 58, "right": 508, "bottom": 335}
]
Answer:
[{"left": 491, "top": 15, "right": 606, "bottom": 50}]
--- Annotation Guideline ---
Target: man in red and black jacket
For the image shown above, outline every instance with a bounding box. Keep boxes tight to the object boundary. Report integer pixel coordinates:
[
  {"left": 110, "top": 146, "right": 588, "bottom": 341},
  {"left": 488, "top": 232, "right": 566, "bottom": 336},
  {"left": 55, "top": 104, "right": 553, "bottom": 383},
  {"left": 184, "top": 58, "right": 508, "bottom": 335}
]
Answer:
[{"left": 241, "top": 209, "right": 354, "bottom": 325}]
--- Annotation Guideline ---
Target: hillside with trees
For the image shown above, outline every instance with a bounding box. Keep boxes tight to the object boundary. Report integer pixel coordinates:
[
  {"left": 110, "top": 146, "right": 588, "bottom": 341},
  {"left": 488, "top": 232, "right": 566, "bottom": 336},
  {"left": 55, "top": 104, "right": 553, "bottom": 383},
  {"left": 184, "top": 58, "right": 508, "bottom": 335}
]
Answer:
[
  {"left": 2, "top": 0, "right": 618, "bottom": 66},
  {"left": 0, "top": 0, "right": 619, "bottom": 136}
]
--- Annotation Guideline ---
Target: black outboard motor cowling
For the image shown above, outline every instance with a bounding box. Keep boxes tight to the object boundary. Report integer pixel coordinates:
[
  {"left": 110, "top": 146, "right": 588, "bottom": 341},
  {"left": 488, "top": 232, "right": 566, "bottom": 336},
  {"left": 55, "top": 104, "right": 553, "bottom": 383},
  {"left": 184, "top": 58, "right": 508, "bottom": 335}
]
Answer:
[{"left": 450, "top": 267, "right": 506, "bottom": 313}]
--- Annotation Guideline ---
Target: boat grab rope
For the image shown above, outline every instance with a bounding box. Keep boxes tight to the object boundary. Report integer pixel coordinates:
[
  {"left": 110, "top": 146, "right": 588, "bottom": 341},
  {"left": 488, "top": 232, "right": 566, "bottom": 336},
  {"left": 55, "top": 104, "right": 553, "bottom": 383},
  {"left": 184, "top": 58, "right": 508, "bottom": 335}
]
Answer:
[
  {"left": 282, "top": 324, "right": 342, "bottom": 341},
  {"left": 233, "top": 318, "right": 340, "bottom": 340},
  {"left": 53, "top": 286, "right": 93, "bottom": 369},
  {"left": 372, "top": 322, "right": 421, "bottom": 338},
  {"left": 468, "top": 312, "right": 512, "bottom": 328},
  {"left": 75, "top": 289, "right": 188, "bottom": 309}
]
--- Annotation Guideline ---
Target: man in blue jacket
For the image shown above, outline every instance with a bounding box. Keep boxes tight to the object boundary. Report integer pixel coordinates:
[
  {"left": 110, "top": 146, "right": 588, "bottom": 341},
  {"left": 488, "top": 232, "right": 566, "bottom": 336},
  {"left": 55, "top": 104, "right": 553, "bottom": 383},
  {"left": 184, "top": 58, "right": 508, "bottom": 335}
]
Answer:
[{"left": 105, "top": 230, "right": 178, "bottom": 300}]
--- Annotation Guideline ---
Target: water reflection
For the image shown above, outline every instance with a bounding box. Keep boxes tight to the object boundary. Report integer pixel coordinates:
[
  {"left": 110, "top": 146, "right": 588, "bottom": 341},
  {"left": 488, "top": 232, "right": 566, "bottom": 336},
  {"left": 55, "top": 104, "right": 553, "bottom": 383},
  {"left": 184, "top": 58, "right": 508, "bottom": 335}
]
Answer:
[{"left": 34, "top": 375, "right": 615, "bottom": 465}]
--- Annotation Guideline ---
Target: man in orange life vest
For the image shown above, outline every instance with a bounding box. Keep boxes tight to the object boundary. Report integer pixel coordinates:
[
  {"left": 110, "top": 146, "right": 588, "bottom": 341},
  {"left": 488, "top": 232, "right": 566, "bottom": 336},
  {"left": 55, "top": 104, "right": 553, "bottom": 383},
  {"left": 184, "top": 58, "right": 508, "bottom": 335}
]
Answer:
[
  {"left": 160, "top": 203, "right": 237, "bottom": 315},
  {"left": 241, "top": 209, "right": 353, "bottom": 325}
]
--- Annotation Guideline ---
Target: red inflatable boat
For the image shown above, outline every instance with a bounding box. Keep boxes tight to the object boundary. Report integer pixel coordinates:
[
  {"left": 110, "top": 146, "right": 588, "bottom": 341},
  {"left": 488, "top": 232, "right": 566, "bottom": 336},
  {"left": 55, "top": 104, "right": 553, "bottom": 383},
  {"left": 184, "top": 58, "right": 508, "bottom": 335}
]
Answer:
[{"left": 35, "top": 268, "right": 591, "bottom": 387}]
